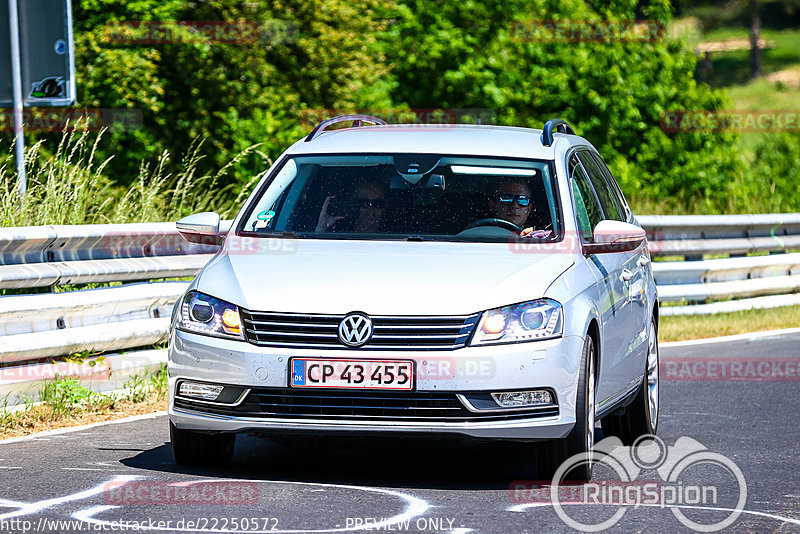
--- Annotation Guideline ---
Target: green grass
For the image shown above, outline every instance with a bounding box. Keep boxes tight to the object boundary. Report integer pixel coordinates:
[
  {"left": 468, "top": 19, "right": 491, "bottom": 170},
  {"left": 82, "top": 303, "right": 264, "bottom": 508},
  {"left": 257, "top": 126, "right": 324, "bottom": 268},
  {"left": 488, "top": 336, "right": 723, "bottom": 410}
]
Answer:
[
  {"left": 702, "top": 28, "right": 800, "bottom": 107},
  {"left": 690, "top": 26, "right": 800, "bottom": 151},
  {"left": 0, "top": 363, "right": 168, "bottom": 437},
  {"left": 0, "top": 128, "right": 263, "bottom": 227},
  {"left": 660, "top": 304, "right": 800, "bottom": 342}
]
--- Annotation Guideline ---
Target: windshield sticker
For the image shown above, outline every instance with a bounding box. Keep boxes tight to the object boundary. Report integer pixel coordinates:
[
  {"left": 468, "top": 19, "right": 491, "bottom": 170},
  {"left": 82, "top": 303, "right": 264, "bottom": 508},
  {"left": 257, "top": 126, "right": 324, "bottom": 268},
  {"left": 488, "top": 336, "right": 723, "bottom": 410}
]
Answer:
[
  {"left": 257, "top": 210, "right": 275, "bottom": 221},
  {"left": 253, "top": 210, "right": 276, "bottom": 230}
]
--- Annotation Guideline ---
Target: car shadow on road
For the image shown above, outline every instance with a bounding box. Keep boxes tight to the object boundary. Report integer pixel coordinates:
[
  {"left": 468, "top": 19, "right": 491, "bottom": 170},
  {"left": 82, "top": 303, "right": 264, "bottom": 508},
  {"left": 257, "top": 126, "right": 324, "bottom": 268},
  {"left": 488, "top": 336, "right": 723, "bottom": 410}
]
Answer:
[{"left": 119, "top": 432, "right": 573, "bottom": 490}]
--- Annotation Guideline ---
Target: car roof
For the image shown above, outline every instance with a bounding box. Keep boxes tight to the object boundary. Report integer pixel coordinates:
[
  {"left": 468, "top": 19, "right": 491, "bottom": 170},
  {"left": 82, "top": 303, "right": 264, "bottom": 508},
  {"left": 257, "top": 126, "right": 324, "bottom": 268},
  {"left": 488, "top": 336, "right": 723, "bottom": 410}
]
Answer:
[{"left": 286, "top": 124, "right": 587, "bottom": 160}]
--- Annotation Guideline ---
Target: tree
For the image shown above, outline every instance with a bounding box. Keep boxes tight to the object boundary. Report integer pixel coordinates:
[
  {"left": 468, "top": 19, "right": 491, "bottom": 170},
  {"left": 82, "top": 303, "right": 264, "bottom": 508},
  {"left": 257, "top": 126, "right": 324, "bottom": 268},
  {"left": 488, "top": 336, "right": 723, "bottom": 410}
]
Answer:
[
  {"left": 380, "top": 0, "right": 745, "bottom": 209},
  {"left": 67, "top": 0, "right": 394, "bottom": 186},
  {"left": 750, "top": 0, "right": 762, "bottom": 79}
]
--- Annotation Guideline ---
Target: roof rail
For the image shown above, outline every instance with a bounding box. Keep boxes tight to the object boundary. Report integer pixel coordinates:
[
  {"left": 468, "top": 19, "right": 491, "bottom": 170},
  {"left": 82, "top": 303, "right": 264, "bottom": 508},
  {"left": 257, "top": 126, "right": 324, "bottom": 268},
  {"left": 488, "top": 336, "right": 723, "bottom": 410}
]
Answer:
[
  {"left": 541, "top": 119, "right": 575, "bottom": 147},
  {"left": 305, "top": 114, "right": 388, "bottom": 142}
]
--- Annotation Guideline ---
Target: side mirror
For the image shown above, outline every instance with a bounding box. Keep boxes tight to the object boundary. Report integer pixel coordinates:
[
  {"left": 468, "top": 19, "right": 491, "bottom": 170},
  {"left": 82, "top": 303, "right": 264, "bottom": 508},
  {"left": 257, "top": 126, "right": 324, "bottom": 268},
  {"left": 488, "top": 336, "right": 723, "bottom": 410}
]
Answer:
[
  {"left": 582, "top": 220, "right": 646, "bottom": 254},
  {"left": 176, "top": 212, "right": 224, "bottom": 245}
]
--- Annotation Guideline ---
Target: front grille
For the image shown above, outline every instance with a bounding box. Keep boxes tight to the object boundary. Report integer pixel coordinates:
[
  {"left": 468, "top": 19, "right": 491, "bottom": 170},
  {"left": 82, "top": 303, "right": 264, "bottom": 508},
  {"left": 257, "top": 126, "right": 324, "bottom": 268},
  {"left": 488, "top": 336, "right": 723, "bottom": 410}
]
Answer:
[
  {"left": 240, "top": 310, "right": 480, "bottom": 350},
  {"left": 174, "top": 388, "right": 559, "bottom": 422}
]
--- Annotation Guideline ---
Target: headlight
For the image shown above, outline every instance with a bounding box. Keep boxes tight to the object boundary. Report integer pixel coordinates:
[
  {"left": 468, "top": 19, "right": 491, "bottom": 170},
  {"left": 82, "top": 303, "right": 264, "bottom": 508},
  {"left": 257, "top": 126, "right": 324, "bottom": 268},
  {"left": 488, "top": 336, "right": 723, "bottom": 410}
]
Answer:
[
  {"left": 177, "top": 291, "right": 244, "bottom": 340},
  {"left": 471, "top": 299, "right": 562, "bottom": 346}
]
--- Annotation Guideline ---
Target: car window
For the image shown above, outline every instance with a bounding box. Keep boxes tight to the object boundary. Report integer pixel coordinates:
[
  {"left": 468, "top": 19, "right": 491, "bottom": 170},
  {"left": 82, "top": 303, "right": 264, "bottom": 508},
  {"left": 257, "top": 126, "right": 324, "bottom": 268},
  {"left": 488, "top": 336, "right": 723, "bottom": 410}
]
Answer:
[
  {"left": 590, "top": 152, "right": 631, "bottom": 221},
  {"left": 577, "top": 151, "right": 625, "bottom": 222},
  {"left": 569, "top": 155, "right": 602, "bottom": 241},
  {"left": 239, "top": 154, "right": 561, "bottom": 243}
]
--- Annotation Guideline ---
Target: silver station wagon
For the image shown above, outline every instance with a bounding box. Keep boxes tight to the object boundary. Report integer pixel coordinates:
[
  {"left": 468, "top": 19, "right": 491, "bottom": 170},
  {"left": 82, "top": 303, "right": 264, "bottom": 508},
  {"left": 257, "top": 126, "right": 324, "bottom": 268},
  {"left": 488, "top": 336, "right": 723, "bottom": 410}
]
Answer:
[{"left": 169, "top": 116, "right": 659, "bottom": 480}]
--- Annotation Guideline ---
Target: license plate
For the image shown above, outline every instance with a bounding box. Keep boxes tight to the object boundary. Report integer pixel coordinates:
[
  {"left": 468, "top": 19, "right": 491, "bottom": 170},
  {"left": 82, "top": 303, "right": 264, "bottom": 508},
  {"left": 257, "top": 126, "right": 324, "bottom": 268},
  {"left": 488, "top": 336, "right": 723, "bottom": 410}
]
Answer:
[{"left": 290, "top": 358, "right": 414, "bottom": 390}]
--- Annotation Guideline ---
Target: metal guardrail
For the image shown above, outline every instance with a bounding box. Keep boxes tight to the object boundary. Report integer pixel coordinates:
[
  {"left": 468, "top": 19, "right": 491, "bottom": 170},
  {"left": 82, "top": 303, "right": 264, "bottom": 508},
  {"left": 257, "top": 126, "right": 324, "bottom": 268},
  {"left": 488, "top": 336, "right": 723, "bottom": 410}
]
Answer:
[
  {"left": 1, "top": 215, "right": 800, "bottom": 367},
  {"left": 638, "top": 214, "right": 800, "bottom": 256},
  {"left": 638, "top": 214, "right": 800, "bottom": 315}
]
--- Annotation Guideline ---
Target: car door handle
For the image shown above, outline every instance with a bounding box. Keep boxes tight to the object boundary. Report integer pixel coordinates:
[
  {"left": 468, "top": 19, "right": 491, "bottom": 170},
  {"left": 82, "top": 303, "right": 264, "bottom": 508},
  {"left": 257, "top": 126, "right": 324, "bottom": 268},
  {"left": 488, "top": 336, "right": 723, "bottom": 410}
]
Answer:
[
  {"left": 620, "top": 269, "right": 634, "bottom": 283},
  {"left": 637, "top": 255, "right": 650, "bottom": 267}
]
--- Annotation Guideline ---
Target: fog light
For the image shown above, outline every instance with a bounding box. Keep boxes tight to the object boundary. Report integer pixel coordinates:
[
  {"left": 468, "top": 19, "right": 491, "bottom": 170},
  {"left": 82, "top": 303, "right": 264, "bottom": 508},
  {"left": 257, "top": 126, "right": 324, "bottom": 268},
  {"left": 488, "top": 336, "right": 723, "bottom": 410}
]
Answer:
[
  {"left": 179, "top": 382, "right": 224, "bottom": 400},
  {"left": 492, "top": 390, "right": 553, "bottom": 407}
]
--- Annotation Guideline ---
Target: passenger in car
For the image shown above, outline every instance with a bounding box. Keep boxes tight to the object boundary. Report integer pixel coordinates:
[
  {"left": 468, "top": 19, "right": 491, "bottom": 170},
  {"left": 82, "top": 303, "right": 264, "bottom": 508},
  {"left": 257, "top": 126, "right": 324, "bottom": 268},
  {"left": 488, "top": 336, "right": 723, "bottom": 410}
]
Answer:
[{"left": 315, "top": 179, "right": 389, "bottom": 233}]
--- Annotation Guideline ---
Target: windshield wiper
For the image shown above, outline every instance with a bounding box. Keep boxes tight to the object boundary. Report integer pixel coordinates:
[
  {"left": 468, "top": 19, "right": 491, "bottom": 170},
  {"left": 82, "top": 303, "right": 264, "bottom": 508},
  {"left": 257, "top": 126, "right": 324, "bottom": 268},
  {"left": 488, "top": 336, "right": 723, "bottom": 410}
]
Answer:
[{"left": 257, "top": 231, "right": 305, "bottom": 238}]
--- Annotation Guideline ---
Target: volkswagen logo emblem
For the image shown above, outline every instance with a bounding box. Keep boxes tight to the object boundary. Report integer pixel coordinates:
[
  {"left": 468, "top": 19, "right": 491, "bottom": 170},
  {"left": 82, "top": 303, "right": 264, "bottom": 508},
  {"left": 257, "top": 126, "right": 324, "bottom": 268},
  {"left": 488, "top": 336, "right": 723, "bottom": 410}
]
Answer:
[{"left": 338, "top": 313, "right": 373, "bottom": 347}]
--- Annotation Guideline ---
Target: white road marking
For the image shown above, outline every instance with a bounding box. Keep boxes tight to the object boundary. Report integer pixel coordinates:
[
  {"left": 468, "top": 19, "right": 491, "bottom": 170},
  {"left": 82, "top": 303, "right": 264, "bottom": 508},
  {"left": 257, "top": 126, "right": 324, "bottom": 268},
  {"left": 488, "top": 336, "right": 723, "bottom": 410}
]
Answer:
[
  {"left": 0, "top": 412, "right": 167, "bottom": 445},
  {"left": 62, "top": 468, "right": 105, "bottom": 471},
  {"left": 661, "top": 327, "right": 800, "bottom": 348},
  {"left": 0, "top": 474, "right": 141, "bottom": 521},
  {"left": 74, "top": 479, "right": 430, "bottom": 533},
  {"left": 507, "top": 501, "right": 800, "bottom": 526}
]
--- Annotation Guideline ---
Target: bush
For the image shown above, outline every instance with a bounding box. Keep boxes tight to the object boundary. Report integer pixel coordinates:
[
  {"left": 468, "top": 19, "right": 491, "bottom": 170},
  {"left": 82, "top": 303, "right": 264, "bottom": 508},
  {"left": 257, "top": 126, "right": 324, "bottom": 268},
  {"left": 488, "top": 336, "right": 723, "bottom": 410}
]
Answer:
[{"left": 0, "top": 129, "right": 262, "bottom": 226}]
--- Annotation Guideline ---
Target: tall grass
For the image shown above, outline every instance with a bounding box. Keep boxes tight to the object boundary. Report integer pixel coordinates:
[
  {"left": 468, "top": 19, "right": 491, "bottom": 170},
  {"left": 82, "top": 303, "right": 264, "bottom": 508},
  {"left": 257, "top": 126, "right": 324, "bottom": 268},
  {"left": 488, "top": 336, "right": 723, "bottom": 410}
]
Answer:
[{"left": 0, "top": 128, "right": 265, "bottom": 227}]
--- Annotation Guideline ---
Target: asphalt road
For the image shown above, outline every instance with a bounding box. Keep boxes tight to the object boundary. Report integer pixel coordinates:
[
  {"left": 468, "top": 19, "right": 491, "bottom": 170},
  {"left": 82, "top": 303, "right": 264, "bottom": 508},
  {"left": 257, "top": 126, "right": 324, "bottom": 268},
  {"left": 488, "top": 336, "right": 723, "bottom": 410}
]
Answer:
[{"left": 1, "top": 331, "right": 800, "bottom": 533}]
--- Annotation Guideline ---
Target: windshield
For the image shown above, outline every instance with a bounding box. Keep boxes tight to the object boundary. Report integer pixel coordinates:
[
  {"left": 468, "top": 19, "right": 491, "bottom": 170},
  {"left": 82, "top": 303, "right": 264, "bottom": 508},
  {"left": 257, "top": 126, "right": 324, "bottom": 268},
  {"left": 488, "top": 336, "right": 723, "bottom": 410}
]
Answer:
[{"left": 239, "top": 154, "right": 560, "bottom": 242}]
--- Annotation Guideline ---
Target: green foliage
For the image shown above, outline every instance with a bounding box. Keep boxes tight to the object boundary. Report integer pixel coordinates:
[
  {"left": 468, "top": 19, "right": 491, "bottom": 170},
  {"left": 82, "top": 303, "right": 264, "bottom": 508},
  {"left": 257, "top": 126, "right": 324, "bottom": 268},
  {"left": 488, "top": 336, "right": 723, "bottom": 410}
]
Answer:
[
  {"left": 382, "top": 0, "right": 747, "bottom": 212},
  {"left": 1, "top": 129, "right": 261, "bottom": 226},
  {"left": 738, "top": 133, "right": 800, "bottom": 212},
  {"left": 1, "top": 0, "right": 796, "bottom": 217},
  {"left": 62, "top": 0, "right": 395, "bottom": 186},
  {"left": 63, "top": 350, "right": 107, "bottom": 367},
  {"left": 122, "top": 363, "right": 168, "bottom": 402},
  {"left": 1, "top": 363, "right": 169, "bottom": 434},
  {"left": 38, "top": 374, "right": 117, "bottom": 418}
]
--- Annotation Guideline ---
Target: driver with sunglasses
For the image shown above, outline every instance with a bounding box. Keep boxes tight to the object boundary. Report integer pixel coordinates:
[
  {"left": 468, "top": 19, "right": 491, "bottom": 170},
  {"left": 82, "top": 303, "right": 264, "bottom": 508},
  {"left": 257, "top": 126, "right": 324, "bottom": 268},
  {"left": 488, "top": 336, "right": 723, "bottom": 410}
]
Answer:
[{"left": 489, "top": 179, "right": 549, "bottom": 238}]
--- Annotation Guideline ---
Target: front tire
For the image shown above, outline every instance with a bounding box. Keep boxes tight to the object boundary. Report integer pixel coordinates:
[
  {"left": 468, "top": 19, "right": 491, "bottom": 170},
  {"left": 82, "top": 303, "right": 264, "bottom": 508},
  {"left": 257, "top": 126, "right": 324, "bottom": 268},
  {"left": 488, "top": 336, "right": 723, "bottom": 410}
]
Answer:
[
  {"left": 170, "top": 422, "right": 236, "bottom": 467},
  {"left": 534, "top": 333, "right": 596, "bottom": 481},
  {"left": 601, "top": 318, "right": 659, "bottom": 444}
]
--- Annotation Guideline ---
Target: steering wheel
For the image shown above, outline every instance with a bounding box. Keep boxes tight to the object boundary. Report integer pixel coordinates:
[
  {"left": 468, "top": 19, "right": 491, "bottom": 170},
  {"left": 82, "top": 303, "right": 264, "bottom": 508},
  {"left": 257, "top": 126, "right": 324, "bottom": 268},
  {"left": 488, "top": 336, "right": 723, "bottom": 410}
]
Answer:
[{"left": 460, "top": 218, "right": 523, "bottom": 233}]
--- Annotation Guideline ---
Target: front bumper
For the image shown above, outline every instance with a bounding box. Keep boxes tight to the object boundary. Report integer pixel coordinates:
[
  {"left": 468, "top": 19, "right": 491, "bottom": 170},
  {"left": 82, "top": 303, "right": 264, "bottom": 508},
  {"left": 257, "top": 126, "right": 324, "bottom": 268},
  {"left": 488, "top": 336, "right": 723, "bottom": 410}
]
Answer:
[{"left": 168, "top": 329, "right": 584, "bottom": 441}]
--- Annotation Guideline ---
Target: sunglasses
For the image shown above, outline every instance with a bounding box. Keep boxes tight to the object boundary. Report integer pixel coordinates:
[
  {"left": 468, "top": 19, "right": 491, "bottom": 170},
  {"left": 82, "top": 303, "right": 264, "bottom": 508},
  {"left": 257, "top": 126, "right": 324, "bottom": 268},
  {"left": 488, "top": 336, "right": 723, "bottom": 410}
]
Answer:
[
  {"left": 356, "top": 198, "right": 386, "bottom": 209},
  {"left": 497, "top": 195, "right": 531, "bottom": 207}
]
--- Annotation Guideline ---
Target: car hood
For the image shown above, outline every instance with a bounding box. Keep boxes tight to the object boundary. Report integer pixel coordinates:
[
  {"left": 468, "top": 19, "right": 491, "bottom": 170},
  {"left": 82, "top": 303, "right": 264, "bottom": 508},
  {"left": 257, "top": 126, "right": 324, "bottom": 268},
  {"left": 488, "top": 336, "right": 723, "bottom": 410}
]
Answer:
[{"left": 196, "top": 239, "right": 575, "bottom": 315}]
